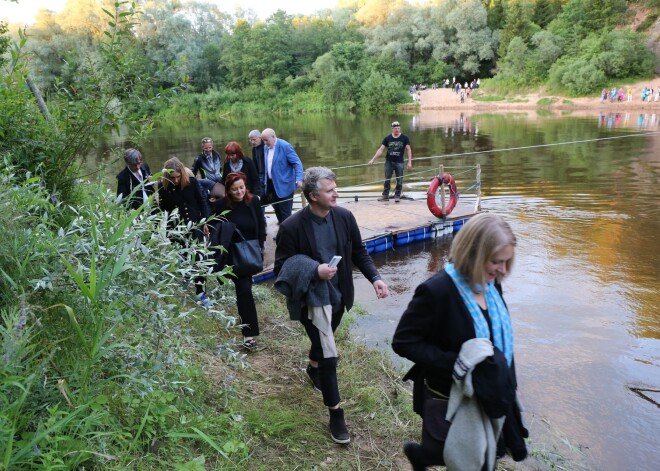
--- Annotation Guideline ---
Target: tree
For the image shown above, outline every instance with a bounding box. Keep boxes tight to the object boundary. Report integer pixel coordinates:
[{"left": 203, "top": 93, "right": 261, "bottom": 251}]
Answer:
[
  {"left": 498, "top": 0, "right": 536, "bottom": 58},
  {"left": 532, "top": 0, "right": 557, "bottom": 29}
]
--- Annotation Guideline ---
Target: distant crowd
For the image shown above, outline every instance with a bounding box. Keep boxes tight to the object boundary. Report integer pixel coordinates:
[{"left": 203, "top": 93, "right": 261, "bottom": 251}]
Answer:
[
  {"left": 410, "top": 77, "right": 481, "bottom": 104},
  {"left": 600, "top": 86, "right": 660, "bottom": 103}
]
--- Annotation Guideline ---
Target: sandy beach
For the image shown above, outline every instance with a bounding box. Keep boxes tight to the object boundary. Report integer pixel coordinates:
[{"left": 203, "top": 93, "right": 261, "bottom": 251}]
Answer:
[{"left": 411, "top": 80, "right": 660, "bottom": 114}]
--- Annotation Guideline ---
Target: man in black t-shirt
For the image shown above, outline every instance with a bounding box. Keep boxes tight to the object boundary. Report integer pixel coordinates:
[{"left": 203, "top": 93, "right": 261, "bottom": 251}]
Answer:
[{"left": 368, "top": 121, "right": 413, "bottom": 202}]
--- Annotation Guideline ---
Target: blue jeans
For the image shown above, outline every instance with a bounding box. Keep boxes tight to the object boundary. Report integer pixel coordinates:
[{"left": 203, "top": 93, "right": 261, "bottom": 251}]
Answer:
[{"left": 383, "top": 160, "right": 404, "bottom": 197}]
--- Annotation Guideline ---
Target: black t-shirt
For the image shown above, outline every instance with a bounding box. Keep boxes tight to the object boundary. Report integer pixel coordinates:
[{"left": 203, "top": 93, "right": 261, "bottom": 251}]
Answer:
[{"left": 382, "top": 134, "right": 411, "bottom": 163}]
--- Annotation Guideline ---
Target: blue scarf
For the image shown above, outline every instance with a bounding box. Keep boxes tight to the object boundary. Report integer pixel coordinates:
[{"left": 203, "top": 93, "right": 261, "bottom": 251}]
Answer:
[{"left": 445, "top": 262, "right": 513, "bottom": 365}]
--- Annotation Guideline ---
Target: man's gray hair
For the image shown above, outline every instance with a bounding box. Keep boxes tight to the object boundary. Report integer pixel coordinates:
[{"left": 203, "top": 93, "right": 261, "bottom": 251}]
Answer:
[
  {"left": 123, "top": 148, "right": 142, "bottom": 165},
  {"left": 248, "top": 129, "right": 261, "bottom": 139},
  {"left": 303, "top": 167, "right": 336, "bottom": 202}
]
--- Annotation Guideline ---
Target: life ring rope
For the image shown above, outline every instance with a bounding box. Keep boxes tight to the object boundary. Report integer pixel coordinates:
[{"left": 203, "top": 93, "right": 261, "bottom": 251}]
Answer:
[{"left": 427, "top": 173, "right": 458, "bottom": 217}]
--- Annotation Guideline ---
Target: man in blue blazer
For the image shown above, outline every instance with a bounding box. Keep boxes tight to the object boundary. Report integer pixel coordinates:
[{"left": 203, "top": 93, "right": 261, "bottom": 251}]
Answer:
[{"left": 260, "top": 128, "right": 304, "bottom": 223}]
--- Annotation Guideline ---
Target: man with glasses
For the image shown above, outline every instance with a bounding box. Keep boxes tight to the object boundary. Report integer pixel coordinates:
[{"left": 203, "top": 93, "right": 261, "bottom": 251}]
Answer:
[
  {"left": 367, "top": 121, "right": 413, "bottom": 203},
  {"left": 192, "top": 137, "right": 223, "bottom": 194},
  {"left": 248, "top": 130, "right": 266, "bottom": 197}
]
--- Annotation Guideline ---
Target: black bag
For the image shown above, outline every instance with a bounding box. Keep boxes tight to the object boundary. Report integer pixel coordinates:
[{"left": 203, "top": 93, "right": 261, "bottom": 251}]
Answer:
[{"left": 230, "top": 228, "right": 263, "bottom": 276}]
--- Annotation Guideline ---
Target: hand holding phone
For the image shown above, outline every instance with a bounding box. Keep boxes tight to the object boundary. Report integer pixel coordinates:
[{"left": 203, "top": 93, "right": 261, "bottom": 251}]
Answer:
[{"left": 328, "top": 255, "right": 342, "bottom": 268}]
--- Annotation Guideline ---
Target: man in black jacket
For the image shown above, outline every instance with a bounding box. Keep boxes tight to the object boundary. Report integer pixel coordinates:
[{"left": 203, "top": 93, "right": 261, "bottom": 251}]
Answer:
[
  {"left": 274, "top": 166, "right": 389, "bottom": 445},
  {"left": 248, "top": 129, "right": 265, "bottom": 197},
  {"left": 191, "top": 137, "right": 222, "bottom": 194}
]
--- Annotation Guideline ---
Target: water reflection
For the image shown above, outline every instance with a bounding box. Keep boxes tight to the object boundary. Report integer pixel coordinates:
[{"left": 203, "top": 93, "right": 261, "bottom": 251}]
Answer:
[
  {"left": 598, "top": 111, "right": 660, "bottom": 129},
  {"left": 94, "top": 111, "right": 660, "bottom": 470}
]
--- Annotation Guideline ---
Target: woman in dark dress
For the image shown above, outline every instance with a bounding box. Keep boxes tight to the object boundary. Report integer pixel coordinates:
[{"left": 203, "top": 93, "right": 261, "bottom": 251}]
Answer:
[
  {"left": 214, "top": 171, "right": 266, "bottom": 351},
  {"left": 116, "top": 148, "right": 154, "bottom": 209},
  {"left": 222, "top": 141, "right": 260, "bottom": 195},
  {"left": 158, "top": 157, "right": 212, "bottom": 307},
  {"left": 392, "top": 213, "right": 527, "bottom": 470}
]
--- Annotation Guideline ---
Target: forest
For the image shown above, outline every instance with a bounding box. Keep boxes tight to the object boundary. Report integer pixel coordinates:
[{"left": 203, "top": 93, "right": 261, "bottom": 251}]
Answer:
[{"left": 3, "top": 0, "right": 659, "bottom": 117}]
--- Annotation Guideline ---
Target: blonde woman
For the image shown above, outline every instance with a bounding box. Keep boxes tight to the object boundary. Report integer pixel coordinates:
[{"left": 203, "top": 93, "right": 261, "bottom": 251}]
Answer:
[
  {"left": 393, "top": 213, "right": 528, "bottom": 470},
  {"left": 158, "top": 157, "right": 212, "bottom": 306}
]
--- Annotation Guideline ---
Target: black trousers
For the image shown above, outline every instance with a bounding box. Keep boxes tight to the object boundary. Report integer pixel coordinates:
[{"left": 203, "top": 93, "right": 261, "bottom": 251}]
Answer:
[
  {"left": 299, "top": 303, "right": 344, "bottom": 407},
  {"left": 264, "top": 178, "right": 293, "bottom": 223},
  {"left": 232, "top": 274, "right": 259, "bottom": 337}
]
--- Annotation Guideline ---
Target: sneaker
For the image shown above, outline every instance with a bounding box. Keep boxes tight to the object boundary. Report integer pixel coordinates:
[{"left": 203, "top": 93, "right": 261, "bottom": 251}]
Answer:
[
  {"left": 329, "top": 407, "right": 350, "bottom": 444},
  {"left": 305, "top": 363, "right": 322, "bottom": 392},
  {"left": 403, "top": 442, "right": 426, "bottom": 471},
  {"left": 196, "top": 292, "right": 211, "bottom": 308},
  {"left": 377, "top": 195, "right": 390, "bottom": 201},
  {"left": 394, "top": 195, "right": 401, "bottom": 203}
]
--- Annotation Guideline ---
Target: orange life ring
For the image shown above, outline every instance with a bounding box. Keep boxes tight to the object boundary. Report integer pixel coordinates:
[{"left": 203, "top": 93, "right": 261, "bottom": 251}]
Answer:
[{"left": 427, "top": 173, "right": 458, "bottom": 217}]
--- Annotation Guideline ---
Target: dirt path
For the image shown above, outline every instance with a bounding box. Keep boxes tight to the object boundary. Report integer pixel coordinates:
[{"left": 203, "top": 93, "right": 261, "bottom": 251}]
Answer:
[{"left": 414, "top": 80, "right": 660, "bottom": 112}]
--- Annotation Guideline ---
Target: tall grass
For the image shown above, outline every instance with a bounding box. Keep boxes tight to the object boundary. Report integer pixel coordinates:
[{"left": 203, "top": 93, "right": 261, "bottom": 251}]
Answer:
[{"left": 0, "top": 164, "right": 244, "bottom": 468}]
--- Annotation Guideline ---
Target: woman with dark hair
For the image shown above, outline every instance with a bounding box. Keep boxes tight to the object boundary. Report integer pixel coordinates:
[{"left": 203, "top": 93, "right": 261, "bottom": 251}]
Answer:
[
  {"left": 392, "top": 213, "right": 527, "bottom": 470},
  {"left": 222, "top": 141, "right": 260, "bottom": 195},
  {"left": 213, "top": 171, "right": 266, "bottom": 351},
  {"left": 158, "top": 157, "right": 212, "bottom": 307},
  {"left": 116, "top": 148, "right": 154, "bottom": 209}
]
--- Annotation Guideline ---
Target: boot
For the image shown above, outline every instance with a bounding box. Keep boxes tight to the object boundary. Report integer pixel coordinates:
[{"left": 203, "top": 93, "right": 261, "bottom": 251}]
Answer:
[{"left": 328, "top": 407, "right": 350, "bottom": 444}]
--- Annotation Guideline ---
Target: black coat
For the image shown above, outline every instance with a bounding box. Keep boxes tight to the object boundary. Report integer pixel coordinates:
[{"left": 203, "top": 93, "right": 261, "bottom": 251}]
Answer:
[
  {"left": 116, "top": 164, "right": 154, "bottom": 209},
  {"left": 157, "top": 177, "right": 211, "bottom": 237},
  {"left": 222, "top": 157, "right": 260, "bottom": 196},
  {"left": 274, "top": 205, "right": 380, "bottom": 312}
]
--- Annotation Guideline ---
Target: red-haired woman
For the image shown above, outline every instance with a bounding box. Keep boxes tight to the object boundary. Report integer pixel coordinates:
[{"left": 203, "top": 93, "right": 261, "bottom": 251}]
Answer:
[
  {"left": 222, "top": 141, "right": 260, "bottom": 196},
  {"left": 214, "top": 171, "right": 266, "bottom": 351}
]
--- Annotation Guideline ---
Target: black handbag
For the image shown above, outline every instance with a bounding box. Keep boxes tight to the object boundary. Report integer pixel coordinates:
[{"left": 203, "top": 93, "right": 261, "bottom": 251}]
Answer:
[{"left": 230, "top": 228, "right": 263, "bottom": 276}]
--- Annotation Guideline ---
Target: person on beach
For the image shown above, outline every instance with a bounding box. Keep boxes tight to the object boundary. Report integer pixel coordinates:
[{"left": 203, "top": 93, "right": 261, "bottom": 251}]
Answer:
[
  {"left": 392, "top": 213, "right": 528, "bottom": 470},
  {"left": 213, "top": 171, "right": 266, "bottom": 352},
  {"left": 158, "top": 157, "right": 212, "bottom": 307},
  {"left": 221, "top": 141, "right": 260, "bottom": 197},
  {"left": 192, "top": 137, "right": 223, "bottom": 195},
  {"left": 368, "top": 120, "right": 413, "bottom": 202},
  {"left": 259, "top": 128, "right": 304, "bottom": 223},
  {"left": 116, "top": 148, "right": 154, "bottom": 210},
  {"left": 274, "top": 166, "right": 389, "bottom": 445}
]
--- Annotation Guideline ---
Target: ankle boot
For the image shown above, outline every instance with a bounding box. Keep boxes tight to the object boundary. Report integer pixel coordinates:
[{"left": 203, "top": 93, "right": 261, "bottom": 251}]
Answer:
[{"left": 328, "top": 407, "right": 350, "bottom": 444}]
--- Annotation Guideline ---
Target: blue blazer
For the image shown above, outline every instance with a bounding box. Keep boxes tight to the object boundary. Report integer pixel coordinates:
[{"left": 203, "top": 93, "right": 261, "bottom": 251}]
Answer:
[{"left": 263, "top": 138, "right": 304, "bottom": 198}]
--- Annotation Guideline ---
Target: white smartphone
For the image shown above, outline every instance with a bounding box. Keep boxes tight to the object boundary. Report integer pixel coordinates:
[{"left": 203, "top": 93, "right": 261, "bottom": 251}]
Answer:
[{"left": 328, "top": 255, "right": 342, "bottom": 268}]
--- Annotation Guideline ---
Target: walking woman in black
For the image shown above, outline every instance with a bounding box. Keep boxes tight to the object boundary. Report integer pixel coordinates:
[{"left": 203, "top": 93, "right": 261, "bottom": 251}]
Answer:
[
  {"left": 213, "top": 171, "right": 266, "bottom": 351},
  {"left": 158, "top": 157, "right": 212, "bottom": 307}
]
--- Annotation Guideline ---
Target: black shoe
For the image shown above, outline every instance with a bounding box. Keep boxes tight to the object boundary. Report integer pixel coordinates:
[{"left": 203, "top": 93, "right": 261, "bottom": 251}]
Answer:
[
  {"left": 403, "top": 442, "right": 426, "bottom": 471},
  {"left": 305, "top": 363, "right": 322, "bottom": 392},
  {"left": 329, "top": 407, "right": 350, "bottom": 444},
  {"left": 377, "top": 195, "right": 390, "bottom": 201}
]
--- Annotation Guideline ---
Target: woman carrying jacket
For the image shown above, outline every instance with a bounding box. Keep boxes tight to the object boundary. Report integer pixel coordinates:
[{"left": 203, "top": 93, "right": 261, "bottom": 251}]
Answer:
[{"left": 392, "top": 213, "right": 527, "bottom": 470}]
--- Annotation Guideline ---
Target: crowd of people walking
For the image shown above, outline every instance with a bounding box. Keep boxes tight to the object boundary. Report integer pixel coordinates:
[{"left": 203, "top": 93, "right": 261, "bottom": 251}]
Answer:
[{"left": 115, "top": 124, "right": 528, "bottom": 470}]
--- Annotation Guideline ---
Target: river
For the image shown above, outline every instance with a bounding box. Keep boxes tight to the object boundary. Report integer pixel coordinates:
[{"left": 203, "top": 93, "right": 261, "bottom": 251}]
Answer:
[{"left": 97, "top": 109, "right": 660, "bottom": 470}]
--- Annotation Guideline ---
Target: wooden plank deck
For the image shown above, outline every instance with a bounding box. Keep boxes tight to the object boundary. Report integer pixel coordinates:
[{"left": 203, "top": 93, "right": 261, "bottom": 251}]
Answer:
[{"left": 256, "top": 196, "right": 479, "bottom": 281}]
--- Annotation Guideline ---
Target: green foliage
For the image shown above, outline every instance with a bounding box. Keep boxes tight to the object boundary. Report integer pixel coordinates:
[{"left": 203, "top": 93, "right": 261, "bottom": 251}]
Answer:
[
  {"left": 636, "top": 13, "right": 659, "bottom": 32},
  {"left": 0, "top": 166, "right": 241, "bottom": 468},
  {"left": 360, "top": 71, "right": 408, "bottom": 110},
  {"left": 498, "top": 0, "right": 537, "bottom": 58},
  {"left": 547, "top": 30, "right": 656, "bottom": 95},
  {"left": 0, "top": 2, "right": 183, "bottom": 202}
]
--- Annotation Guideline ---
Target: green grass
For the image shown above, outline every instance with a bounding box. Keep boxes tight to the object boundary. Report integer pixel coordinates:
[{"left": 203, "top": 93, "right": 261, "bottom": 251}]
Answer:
[
  {"left": 537, "top": 97, "right": 558, "bottom": 106},
  {"left": 473, "top": 95, "right": 506, "bottom": 102}
]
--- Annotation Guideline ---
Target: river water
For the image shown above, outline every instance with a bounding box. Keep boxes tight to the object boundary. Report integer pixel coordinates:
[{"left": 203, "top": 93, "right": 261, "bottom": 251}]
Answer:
[{"left": 96, "top": 109, "right": 660, "bottom": 470}]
